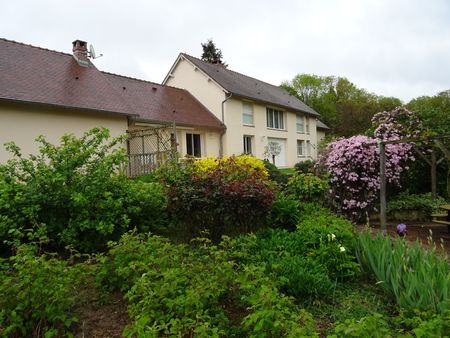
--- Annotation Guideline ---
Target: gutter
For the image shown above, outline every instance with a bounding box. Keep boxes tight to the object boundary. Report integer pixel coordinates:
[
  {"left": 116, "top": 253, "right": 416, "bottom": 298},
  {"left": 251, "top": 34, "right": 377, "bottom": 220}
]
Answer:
[{"left": 219, "top": 92, "right": 232, "bottom": 157}]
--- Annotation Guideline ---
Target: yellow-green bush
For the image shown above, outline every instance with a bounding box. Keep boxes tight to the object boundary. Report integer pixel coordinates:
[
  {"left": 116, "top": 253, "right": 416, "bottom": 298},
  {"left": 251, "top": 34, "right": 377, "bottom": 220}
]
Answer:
[{"left": 192, "top": 155, "right": 269, "bottom": 181}]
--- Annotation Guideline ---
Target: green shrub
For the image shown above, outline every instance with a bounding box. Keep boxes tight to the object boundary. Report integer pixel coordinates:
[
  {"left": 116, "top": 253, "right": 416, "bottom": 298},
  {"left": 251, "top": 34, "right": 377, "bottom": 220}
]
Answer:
[
  {"left": 0, "top": 244, "right": 79, "bottom": 337},
  {"left": 285, "top": 173, "right": 329, "bottom": 202},
  {"left": 404, "top": 311, "right": 450, "bottom": 338},
  {"left": 263, "top": 159, "right": 289, "bottom": 186},
  {"left": 275, "top": 256, "right": 333, "bottom": 299},
  {"left": 387, "top": 192, "right": 447, "bottom": 216},
  {"left": 296, "top": 207, "right": 359, "bottom": 280},
  {"left": 294, "top": 159, "right": 315, "bottom": 173},
  {"left": 100, "top": 232, "right": 319, "bottom": 337},
  {"left": 269, "top": 193, "right": 300, "bottom": 230},
  {"left": 329, "top": 313, "right": 392, "bottom": 338},
  {"left": 357, "top": 231, "right": 450, "bottom": 314},
  {"left": 0, "top": 128, "right": 169, "bottom": 253}
]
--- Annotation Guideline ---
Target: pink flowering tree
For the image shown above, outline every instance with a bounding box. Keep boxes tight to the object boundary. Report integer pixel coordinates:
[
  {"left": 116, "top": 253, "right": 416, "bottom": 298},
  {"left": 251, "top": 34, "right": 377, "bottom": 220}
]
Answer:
[{"left": 317, "top": 107, "right": 422, "bottom": 220}]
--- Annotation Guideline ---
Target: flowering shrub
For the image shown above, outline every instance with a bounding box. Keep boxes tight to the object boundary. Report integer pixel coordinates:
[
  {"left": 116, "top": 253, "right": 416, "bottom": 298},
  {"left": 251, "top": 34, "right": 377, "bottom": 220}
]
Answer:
[{"left": 317, "top": 107, "right": 421, "bottom": 220}]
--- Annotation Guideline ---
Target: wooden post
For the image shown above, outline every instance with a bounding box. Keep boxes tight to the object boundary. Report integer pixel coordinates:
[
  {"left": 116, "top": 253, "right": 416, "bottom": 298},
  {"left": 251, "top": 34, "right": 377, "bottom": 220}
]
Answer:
[
  {"left": 431, "top": 149, "right": 437, "bottom": 198},
  {"left": 379, "top": 142, "right": 387, "bottom": 235}
]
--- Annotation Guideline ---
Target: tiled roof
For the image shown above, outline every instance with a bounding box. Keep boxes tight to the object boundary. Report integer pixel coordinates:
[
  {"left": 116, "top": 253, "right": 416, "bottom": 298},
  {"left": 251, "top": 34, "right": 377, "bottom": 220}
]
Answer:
[
  {"left": 102, "top": 72, "right": 224, "bottom": 129},
  {"left": 0, "top": 38, "right": 134, "bottom": 115},
  {"left": 180, "top": 53, "right": 319, "bottom": 117},
  {"left": 0, "top": 38, "right": 224, "bottom": 129},
  {"left": 317, "top": 120, "right": 330, "bottom": 130}
]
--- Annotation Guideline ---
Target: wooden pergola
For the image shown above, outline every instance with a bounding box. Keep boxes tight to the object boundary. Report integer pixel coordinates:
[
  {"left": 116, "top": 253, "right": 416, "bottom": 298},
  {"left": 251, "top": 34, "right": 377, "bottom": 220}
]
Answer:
[{"left": 378, "top": 134, "right": 450, "bottom": 234}]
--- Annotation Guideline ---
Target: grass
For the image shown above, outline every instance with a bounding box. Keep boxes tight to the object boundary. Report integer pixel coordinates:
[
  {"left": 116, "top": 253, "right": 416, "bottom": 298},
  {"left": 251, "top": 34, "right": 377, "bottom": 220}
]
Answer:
[{"left": 280, "top": 167, "right": 296, "bottom": 175}]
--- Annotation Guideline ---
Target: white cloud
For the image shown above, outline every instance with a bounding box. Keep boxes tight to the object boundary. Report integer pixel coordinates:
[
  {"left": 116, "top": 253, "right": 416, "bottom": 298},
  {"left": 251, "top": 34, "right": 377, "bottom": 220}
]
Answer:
[{"left": 0, "top": 0, "right": 449, "bottom": 101}]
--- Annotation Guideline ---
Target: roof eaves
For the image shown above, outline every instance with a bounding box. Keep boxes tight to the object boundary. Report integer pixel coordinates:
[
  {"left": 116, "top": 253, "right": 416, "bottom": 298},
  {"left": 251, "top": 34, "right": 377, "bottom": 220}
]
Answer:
[{"left": 0, "top": 97, "right": 137, "bottom": 117}]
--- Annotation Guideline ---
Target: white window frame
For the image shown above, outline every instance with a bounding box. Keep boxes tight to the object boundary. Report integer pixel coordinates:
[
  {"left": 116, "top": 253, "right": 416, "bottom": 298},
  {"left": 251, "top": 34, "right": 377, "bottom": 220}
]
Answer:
[
  {"left": 242, "top": 102, "right": 254, "bottom": 126},
  {"left": 297, "top": 140, "right": 305, "bottom": 157},
  {"left": 186, "top": 133, "right": 202, "bottom": 158},
  {"left": 243, "top": 135, "right": 253, "bottom": 155},
  {"left": 296, "top": 114, "right": 304, "bottom": 133},
  {"left": 266, "top": 108, "right": 284, "bottom": 130}
]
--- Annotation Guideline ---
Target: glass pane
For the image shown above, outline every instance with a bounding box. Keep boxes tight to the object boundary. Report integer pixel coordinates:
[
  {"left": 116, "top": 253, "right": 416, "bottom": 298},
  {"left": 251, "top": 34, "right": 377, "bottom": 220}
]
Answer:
[
  {"left": 193, "top": 134, "right": 201, "bottom": 157},
  {"left": 243, "top": 113, "right": 253, "bottom": 125},
  {"left": 274, "top": 111, "right": 279, "bottom": 129},
  {"left": 186, "top": 133, "right": 193, "bottom": 155},
  {"left": 279, "top": 112, "right": 284, "bottom": 129}
]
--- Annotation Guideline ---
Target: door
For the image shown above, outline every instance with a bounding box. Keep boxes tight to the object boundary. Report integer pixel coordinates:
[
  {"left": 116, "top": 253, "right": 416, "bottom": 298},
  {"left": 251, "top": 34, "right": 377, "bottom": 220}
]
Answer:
[{"left": 267, "top": 138, "right": 286, "bottom": 167}]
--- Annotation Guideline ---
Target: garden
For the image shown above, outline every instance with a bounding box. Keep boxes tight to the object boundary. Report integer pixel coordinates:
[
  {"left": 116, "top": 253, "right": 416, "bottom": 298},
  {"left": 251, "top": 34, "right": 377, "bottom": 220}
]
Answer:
[{"left": 0, "top": 108, "right": 449, "bottom": 337}]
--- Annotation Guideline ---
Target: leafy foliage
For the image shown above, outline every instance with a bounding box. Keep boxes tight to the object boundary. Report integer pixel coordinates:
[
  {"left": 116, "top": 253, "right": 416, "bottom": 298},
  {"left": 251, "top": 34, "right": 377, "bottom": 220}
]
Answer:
[
  {"left": 356, "top": 231, "right": 450, "bottom": 314},
  {"left": 0, "top": 244, "right": 80, "bottom": 337},
  {"left": 329, "top": 313, "right": 391, "bottom": 338},
  {"left": 263, "top": 159, "right": 289, "bottom": 186},
  {"left": 99, "top": 232, "right": 320, "bottom": 337},
  {"left": 294, "top": 159, "right": 315, "bottom": 173},
  {"left": 281, "top": 74, "right": 402, "bottom": 136},
  {"left": 387, "top": 192, "right": 447, "bottom": 215},
  {"left": 268, "top": 193, "right": 300, "bottom": 230},
  {"left": 161, "top": 156, "right": 274, "bottom": 240},
  {"left": 0, "top": 128, "right": 168, "bottom": 253},
  {"left": 285, "top": 173, "right": 329, "bottom": 202}
]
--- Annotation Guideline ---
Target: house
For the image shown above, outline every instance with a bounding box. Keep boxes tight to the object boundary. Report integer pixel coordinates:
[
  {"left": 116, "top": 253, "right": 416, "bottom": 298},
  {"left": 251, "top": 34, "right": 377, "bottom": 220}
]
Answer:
[
  {"left": 163, "top": 53, "right": 322, "bottom": 167},
  {"left": 0, "top": 39, "right": 224, "bottom": 165}
]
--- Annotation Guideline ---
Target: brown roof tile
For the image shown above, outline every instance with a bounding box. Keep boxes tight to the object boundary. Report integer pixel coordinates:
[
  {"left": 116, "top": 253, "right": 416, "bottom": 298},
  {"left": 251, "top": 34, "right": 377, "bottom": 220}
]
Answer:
[
  {"left": 180, "top": 53, "right": 320, "bottom": 117},
  {"left": 102, "top": 72, "right": 224, "bottom": 129},
  {"left": 0, "top": 38, "right": 223, "bottom": 129}
]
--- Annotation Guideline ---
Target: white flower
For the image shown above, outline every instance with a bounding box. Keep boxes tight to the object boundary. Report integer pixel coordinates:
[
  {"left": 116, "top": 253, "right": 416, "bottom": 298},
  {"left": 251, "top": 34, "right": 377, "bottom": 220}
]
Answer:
[
  {"left": 331, "top": 233, "right": 336, "bottom": 240},
  {"left": 339, "top": 245, "right": 346, "bottom": 253}
]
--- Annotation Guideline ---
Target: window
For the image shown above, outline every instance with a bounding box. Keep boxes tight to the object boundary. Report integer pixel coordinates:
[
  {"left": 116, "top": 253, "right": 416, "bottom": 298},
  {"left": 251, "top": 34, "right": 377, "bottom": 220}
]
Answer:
[
  {"left": 242, "top": 102, "right": 254, "bottom": 125},
  {"left": 306, "top": 140, "right": 311, "bottom": 156},
  {"left": 296, "top": 114, "right": 304, "bottom": 133},
  {"left": 305, "top": 117, "right": 310, "bottom": 134},
  {"left": 186, "top": 133, "right": 201, "bottom": 157},
  {"left": 243, "top": 135, "right": 253, "bottom": 154},
  {"left": 266, "top": 108, "right": 284, "bottom": 129},
  {"left": 297, "top": 140, "right": 305, "bottom": 157}
]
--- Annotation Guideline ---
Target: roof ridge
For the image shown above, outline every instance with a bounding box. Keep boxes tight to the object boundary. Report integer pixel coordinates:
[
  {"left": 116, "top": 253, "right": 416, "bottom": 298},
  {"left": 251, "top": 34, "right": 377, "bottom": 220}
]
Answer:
[
  {"left": 181, "top": 52, "right": 293, "bottom": 96},
  {"left": 101, "top": 70, "right": 187, "bottom": 91},
  {"left": 0, "top": 37, "right": 72, "bottom": 57}
]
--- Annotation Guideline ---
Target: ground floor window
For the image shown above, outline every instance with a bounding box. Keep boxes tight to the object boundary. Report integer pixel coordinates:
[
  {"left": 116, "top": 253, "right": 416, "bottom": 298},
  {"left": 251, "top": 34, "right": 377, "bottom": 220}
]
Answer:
[
  {"left": 186, "top": 133, "right": 201, "bottom": 157},
  {"left": 297, "top": 140, "right": 305, "bottom": 156},
  {"left": 243, "top": 135, "right": 253, "bottom": 154}
]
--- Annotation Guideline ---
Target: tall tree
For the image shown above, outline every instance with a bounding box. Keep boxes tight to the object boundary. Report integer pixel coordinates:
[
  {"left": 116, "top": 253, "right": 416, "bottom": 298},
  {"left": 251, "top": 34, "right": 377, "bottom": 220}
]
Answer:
[
  {"left": 281, "top": 74, "right": 403, "bottom": 137},
  {"left": 201, "top": 39, "right": 227, "bottom": 67}
]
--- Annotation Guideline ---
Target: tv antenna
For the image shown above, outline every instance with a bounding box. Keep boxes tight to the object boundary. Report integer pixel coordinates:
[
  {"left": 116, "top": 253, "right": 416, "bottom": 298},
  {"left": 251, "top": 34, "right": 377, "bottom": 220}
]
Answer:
[{"left": 88, "top": 44, "right": 103, "bottom": 59}]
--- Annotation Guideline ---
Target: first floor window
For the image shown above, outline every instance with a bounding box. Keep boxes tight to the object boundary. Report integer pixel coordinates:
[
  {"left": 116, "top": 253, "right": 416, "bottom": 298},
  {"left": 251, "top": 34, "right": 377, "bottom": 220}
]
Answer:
[
  {"left": 242, "top": 102, "right": 254, "bottom": 125},
  {"left": 296, "top": 114, "right": 304, "bottom": 133},
  {"left": 243, "top": 135, "right": 253, "bottom": 154},
  {"left": 186, "top": 133, "right": 201, "bottom": 157},
  {"left": 297, "top": 140, "right": 305, "bottom": 156},
  {"left": 266, "top": 108, "right": 284, "bottom": 129}
]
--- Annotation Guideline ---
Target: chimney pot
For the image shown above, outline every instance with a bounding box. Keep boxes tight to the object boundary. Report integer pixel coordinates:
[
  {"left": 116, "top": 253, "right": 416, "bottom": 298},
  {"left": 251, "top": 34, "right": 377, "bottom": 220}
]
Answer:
[{"left": 72, "top": 39, "right": 90, "bottom": 67}]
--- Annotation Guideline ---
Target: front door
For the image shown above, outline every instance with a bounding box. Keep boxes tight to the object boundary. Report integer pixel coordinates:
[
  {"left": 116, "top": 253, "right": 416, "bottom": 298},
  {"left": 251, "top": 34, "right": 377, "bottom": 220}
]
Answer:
[{"left": 267, "top": 138, "right": 286, "bottom": 167}]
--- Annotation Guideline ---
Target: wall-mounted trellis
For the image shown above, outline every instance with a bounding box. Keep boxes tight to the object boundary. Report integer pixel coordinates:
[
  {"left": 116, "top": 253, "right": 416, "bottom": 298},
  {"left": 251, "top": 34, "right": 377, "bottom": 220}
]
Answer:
[{"left": 126, "top": 124, "right": 177, "bottom": 178}]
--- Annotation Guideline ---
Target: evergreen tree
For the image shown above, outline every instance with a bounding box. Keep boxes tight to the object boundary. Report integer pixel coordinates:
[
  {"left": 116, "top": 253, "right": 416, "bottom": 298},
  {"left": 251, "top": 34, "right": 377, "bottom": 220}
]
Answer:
[{"left": 201, "top": 39, "right": 227, "bottom": 67}]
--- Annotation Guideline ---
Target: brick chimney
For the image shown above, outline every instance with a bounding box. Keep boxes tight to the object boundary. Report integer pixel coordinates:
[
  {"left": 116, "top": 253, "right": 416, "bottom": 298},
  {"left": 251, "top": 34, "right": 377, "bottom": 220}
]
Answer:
[{"left": 72, "top": 40, "right": 90, "bottom": 67}]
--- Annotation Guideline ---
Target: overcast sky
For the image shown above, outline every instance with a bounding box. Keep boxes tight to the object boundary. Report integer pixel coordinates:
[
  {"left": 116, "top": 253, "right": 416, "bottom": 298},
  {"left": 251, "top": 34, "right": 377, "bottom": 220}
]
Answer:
[{"left": 1, "top": 0, "right": 449, "bottom": 102}]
